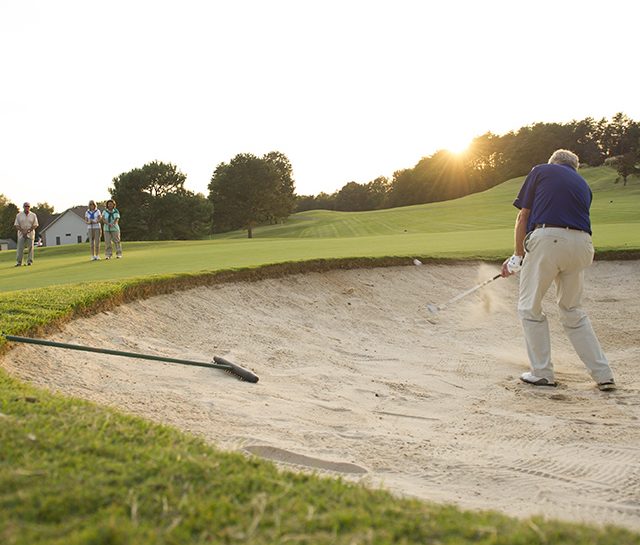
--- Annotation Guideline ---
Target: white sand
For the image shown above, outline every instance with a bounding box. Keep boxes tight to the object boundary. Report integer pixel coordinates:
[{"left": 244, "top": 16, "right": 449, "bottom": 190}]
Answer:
[{"left": 3, "top": 261, "right": 640, "bottom": 529}]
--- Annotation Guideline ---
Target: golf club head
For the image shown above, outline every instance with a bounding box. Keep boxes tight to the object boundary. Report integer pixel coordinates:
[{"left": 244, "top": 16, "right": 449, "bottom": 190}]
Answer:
[
  {"left": 413, "top": 258, "right": 423, "bottom": 266},
  {"left": 426, "top": 303, "right": 439, "bottom": 314}
]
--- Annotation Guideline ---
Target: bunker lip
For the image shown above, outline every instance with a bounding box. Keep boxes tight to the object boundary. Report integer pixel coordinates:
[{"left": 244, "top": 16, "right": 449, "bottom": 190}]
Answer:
[{"left": 2, "top": 261, "right": 639, "bottom": 530}]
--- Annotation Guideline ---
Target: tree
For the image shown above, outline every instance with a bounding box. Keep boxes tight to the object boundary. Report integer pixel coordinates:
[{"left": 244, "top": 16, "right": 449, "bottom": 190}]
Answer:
[
  {"left": 0, "top": 194, "right": 19, "bottom": 239},
  {"left": 296, "top": 194, "right": 319, "bottom": 212},
  {"left": 295, "top": 192, "right": 336, "bottom": 212},
  {"left": 386, "top": 168, "right": 424, "bottom": 208},
  {"left": 335, "top": 182, "right": 371, "bottom": 211},
  {"left": 314, "top": 192, "right": 337, "bottom": 210},
  {"left": 33, "top": 202, "right": 54, "bottom": 214},
  {"left": 333, "top": 176, "right": 390, "bottom": 211},
  {"left": 600, "top": 112, "right": 638, "bottom": 157},
  {"left": 464, "top": 132, "right": 507, "bottom": 192},
  {"left": 569, "top": 117, "right": 605, "bottom": 166},
  {"left": 110, "top": 161, "right": 212, "bottom": 240},
  {"left": 147, "top": 191, "right": 213, "bottom": 239},
  {"left": 208, "top": 152, "right": 296, "bottom": 238},
  {"left": 365, "top": 176, "right": 390, "bottom": 209},
  {"left": 295, "top": 113, "right": 640, "bottom": 212},
  {"left": 600, "top": 114, "right": 640, "bottom": 185},
  {"left": 605, "top": 152, "right": 640, "bottom": 186},
  {"left": 31, "top": 202, "right": 55, "bottom": 239},
  {"left": 263, "top": 151, "right": 296, "bottom": 222}
]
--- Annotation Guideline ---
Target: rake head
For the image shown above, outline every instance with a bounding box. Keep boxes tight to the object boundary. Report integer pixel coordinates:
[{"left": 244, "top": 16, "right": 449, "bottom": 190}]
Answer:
[{"left": 214, "top": 356, "right": 259, "bottom": 383}]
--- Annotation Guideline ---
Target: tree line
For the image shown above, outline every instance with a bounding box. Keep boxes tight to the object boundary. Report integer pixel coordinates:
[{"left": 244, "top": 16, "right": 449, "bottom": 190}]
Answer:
[
  {"left": 1, "top": 113, "right": 638, "bottom": 242},
  {"left": 0, "top": 198, "right": 55, "bottom": 242},
  {"left": 109, "top": 151, "right": 295, "bottom": 240},
  {"left": 297, "top": 113, "right": 640, "bottom": 213},
  {"left": 0, "top": 152, "right": 296, "bottom": 242}
]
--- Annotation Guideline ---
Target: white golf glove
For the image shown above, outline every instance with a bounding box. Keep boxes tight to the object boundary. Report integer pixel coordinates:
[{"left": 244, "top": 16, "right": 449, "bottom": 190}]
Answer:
[{"left": 506, "top": 255, "right": 523, "bottom": 273}]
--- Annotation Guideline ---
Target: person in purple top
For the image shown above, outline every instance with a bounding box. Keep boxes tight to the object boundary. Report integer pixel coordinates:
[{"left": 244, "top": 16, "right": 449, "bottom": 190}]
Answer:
[{"left": 501, "top": 149, "right": 615, "bottom": 391}]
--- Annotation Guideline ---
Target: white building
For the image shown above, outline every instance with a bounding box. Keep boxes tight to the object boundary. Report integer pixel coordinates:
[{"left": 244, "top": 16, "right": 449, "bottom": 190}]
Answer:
[
  {"left": 40, "top": 206, "right": 88, "bottom": 247},
  {"left": 0, "top": 238, "right": 17, "bottom": 251}
]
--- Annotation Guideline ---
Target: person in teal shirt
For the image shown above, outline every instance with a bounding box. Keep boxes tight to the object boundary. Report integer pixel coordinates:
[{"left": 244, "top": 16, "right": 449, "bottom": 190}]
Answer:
[{"left": 102, "top": 199, "right": 123, "bottom": 259}]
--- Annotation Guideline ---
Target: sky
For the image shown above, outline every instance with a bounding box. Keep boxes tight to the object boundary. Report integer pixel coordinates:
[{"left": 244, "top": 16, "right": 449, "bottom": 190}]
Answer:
[{"left": 1, "top": 0, "right": 638, "bottom": 212}]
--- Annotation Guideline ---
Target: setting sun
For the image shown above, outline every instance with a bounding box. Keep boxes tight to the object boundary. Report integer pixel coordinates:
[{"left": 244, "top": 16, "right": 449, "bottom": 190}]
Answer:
[
  {"left": 0, "top": 1, "right": 638, "bottom": 211},
  {"left": 443, "top": 138, "right": 471, "bottom": 155}
]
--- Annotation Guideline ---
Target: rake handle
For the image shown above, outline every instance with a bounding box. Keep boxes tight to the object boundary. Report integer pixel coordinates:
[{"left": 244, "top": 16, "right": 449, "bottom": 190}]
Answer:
[{"left": 3, "top": 334, "right": 259, "bottom": 383}]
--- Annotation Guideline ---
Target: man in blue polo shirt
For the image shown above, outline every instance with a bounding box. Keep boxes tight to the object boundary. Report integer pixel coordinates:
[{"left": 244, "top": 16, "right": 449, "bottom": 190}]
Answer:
[{"left": 501, "top": 149, "right": 615, "bottom": 391}]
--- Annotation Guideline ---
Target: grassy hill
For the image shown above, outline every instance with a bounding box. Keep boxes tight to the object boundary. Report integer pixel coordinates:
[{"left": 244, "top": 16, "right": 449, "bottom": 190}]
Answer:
[
  {"left": 1, "top": 167, "right": 640, "bottom": 544},
  {"left": 1, "top": 167, "right": 638, "bottom": 293},
  {"left": 215, "top": 166, "right": 640, "bottom": 239}
]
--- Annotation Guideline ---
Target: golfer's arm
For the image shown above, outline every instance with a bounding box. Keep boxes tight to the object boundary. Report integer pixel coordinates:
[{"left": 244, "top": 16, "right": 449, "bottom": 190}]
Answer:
[{"left": 514, "top": 208, "right": 530, "bottom": 256}]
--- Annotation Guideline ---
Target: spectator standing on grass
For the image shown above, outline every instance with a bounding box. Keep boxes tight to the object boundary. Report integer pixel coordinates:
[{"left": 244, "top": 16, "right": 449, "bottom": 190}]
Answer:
[
  {"left": 501, "top": 149, "right": 615, "bottom": 391},
  {"left": 102, "top": 199, "right": 122, "bottom": 259},
  {"left": 85, "top": 200, "right": 102, "bottom": 261},
  {"left": 14, "top": 202, "right": 39, "bottom": 267}
]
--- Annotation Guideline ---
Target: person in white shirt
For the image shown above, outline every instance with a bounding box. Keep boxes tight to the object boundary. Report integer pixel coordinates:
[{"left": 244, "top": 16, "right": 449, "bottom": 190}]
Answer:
[
  {"left": 85, "top": 200, "right": 102, "bottom": 261},
  {"left": 14, "top": 202, "right": 39, "bottom": 266}
]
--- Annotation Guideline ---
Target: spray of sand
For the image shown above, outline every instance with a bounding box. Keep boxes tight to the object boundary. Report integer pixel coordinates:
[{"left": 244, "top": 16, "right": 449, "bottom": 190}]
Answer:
[{"left": 465, "top": 263, "right": 511, "bottom": 318}]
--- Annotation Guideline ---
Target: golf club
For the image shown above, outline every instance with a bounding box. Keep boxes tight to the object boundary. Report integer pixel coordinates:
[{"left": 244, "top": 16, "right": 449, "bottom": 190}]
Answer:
[{"left": 427, "top": 273, "right": 501, "bottom": 314}]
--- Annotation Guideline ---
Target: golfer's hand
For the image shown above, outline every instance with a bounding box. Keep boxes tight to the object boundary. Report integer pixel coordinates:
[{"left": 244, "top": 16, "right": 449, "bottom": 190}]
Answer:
[
  {"left": 502, "top": 255, "right": 523, "bottom": 277},
  {"left": 501, "top": 258, "right": 511, "bottom": 277}
]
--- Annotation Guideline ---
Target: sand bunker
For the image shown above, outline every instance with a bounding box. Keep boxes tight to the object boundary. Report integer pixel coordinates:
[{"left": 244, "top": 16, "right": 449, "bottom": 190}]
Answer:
[{"left": 3, "top": 261, "right": 640, "bottom": 529}]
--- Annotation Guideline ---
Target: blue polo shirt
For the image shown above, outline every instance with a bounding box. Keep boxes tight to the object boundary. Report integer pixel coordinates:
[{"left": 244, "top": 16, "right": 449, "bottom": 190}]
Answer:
[{"left": 513, "top": 163, "right": 592, "bottom": 234}]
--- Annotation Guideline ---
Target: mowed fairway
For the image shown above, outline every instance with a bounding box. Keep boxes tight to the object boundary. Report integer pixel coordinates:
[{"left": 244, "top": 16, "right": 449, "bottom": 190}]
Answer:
[
  {"left": 1, "top": 167, "right": 639, "bottom": 294},
  {"left": 1, "top": 167, "right": 640, "bottom": 544}
]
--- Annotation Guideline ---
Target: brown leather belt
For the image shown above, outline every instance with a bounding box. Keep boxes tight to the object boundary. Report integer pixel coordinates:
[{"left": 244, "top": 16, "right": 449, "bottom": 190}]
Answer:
[{"left": 534, "top": 223, "right": 584, "bottom": 232}]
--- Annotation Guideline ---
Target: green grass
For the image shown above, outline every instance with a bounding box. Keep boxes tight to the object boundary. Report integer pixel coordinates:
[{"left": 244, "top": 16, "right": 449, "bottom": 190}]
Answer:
[
  {"left": 1, "top": 167, "right": 640, "bottom": 544},
  {"left": 216, "top": 166, "right": 640, "bottom": 239},
  {"left": 3, "top": 373, "right": 639, "bottom": 545},
  {"left": 1, "top": 167, "right": 638, "bottom": 293}
]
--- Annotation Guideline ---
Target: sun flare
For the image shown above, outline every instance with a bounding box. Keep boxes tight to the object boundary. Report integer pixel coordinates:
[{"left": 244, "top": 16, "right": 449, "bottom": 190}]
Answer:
[{"left": 443, "top": 138, "right": 471, "bottom": 155}]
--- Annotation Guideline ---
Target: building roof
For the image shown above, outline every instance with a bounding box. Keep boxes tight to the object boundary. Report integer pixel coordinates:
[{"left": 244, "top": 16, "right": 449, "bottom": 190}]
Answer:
[
  {"left": 69, "top": 205, "right": 87, "bottom": 219},
  {"left": 37, "top": 213, "right": 60, "bottom": 231},
  {"left": 40, "top": 206, "right": 88, "bottom": 234}
]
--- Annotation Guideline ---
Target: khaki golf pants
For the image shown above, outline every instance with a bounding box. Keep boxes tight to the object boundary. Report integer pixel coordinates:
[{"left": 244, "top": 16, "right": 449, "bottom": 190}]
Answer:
[
  {"left": 104, "top": 230, "right": 122, "bottom": 258},
  {"left": 88, "top": 227, "right": 101, "bottom": 257},
  {"left": 518, "top": 227, "right": 613, "bottom": 384},
  {"left": 16, "top": 235, "right": 35, "bottom": 265}
]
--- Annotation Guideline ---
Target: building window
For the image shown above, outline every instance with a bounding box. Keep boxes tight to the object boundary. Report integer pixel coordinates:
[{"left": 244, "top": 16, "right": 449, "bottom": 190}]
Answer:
[
  {"left": 56, "top": 236, "right": 61, "bottom": 245},
  {"left": 65, "top": 233, "right": 71, "bottom": 237},
  {"left": 77, "top": 235, "right": 82, "bottom": 243}
]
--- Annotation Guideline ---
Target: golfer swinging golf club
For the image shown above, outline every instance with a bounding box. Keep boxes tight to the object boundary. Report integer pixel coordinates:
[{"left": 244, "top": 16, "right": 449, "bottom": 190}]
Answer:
[{"left": 501, "top": 149, "right": 616, "bottom": 391}]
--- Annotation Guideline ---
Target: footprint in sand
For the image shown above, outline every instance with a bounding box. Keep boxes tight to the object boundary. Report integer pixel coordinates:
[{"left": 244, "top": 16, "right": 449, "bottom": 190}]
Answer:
[{"left": 243, "top": 445, "right": 367, "bottom": 474}]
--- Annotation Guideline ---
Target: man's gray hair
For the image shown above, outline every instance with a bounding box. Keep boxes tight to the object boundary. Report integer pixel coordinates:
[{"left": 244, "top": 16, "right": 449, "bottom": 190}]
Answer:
[{"left": 548, "top": 149, "right": 579, "bottom": 169}]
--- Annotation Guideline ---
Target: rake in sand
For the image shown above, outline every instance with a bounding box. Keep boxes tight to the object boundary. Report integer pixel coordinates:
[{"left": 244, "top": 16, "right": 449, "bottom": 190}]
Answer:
[{"left": 2, "top": 334, "right": 259, "bottom": 383}]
